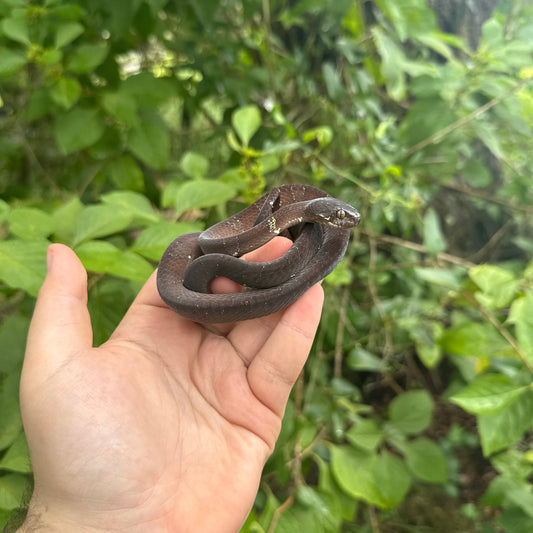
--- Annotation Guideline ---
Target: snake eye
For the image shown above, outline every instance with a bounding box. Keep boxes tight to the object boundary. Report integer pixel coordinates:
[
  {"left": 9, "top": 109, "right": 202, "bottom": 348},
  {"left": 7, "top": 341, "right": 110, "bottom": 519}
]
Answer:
[{"left": 336, "top": 209, "right": 346, "bottom": 220}]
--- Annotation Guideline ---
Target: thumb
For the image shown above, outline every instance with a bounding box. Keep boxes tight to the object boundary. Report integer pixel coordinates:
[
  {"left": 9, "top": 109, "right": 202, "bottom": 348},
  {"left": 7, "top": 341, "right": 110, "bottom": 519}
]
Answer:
[{"left": 24, "top": 244, "right": 93, "bottom": 375}]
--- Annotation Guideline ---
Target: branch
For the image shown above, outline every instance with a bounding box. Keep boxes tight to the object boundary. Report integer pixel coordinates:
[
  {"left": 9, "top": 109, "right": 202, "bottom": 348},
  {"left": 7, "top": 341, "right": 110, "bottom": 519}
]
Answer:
[{"left": 405, "top": 75, "right": 533, "bottom": 157}]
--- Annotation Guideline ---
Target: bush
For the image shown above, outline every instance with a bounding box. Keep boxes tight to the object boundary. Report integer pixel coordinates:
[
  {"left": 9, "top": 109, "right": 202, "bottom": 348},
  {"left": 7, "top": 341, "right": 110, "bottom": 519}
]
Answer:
[{"left": 1, "top": 0, "right": 533, "bottom": 531}]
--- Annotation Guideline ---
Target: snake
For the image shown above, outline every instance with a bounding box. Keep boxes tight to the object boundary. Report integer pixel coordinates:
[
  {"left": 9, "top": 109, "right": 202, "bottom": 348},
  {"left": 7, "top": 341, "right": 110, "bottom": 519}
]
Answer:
[{"left": 156, "top": 184, "right": 360, "bottom": 323}]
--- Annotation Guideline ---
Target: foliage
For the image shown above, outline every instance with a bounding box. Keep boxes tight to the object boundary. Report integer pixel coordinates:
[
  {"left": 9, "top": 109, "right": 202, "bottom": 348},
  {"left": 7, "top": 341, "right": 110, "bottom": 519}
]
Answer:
[{"left": 1, "top": 0, "right": 533, "bottom": 531}]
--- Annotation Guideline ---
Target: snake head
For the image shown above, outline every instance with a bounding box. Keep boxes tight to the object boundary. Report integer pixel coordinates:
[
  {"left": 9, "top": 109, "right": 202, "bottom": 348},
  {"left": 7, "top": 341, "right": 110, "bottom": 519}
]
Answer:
[{"left": 305, "top": 197, "right": 361, "bottom": 229}]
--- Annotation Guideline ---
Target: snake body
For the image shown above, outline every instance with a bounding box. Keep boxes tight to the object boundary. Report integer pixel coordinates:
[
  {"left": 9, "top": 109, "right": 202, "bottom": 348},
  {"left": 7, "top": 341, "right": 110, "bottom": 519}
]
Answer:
[{"left": 156, "top": 184, "right": 360, "bottom": 323}]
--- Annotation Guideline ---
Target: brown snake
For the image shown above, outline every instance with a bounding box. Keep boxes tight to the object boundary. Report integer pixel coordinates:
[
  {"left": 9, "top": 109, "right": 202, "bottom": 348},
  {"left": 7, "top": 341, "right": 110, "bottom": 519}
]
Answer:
[{"left": 156, "top": 184, "right": 360, "bottom": 323}]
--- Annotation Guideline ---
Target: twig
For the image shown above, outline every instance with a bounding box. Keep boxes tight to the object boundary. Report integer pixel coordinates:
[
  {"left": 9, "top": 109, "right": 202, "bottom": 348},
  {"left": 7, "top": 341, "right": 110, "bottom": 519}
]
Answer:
[
  {"left": 333, "top": 286, "right": 350, "bottom": 378},
  {"left": 267, "top": 495, "right": 294, "bottom": 533},
  {"left": 462, "top": 291, "right": 533, "bottom": 374},
  {"left": 405, "top": 75, "right": 533, "bottom": 157},
  {"left": 435, "top": 180, "right": 533, "bottom": 215},
  {"left": 362, "top": 229, "right": 477, "bottom": 269}
]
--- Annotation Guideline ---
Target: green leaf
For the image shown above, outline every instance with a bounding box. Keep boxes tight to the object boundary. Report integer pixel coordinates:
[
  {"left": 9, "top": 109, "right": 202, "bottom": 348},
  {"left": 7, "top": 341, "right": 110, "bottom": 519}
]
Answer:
[
  {"left": 450, "top": 374, "right": 529, "bottom": 415},
  {"left": 423, "top": 208, "right": 446, "bottom": 255},
  {"left": 330, "top": 445, "right": 385, "bottom": 508},
  {"left": 101, "top": 90, "right": 139, "bottom": 127},
  {"left": 374, "top": 451, "right": 411, "bottom": 509},
  {"left": 52, "top": 196, "right": 83, "bottom": 243},
  {"left": 0, "top": 433, "right": 31, "bottom": 473},
  {"left": 101, "top": 191, "right": 158, "bottom": 225},
  {"left": 347, "top": 347, "right": 385, "bottom": 372},
  {"left": 0, "top": 473, "right": 28, "bottom": 511},
  {"left": 127, "top": 117, "right": 170, "bottom": 170},
  {"left": 232, "top": 105, "right": 261, "bottom": 146},
  {"left": 322, "top": 62, "right": 345, "bottom": 101},
  {"left": 302, "top": 126, "right": 333, "bottom": 147},
  {"left": 75, "top": 241, "right": 153, "bottom": 282},
  {"left": 0, "top": 239, "right": 48, "bottom": 296},
  {"left": 180, "top": 151, "right": 209, "bottom": 179},
  {"left": 132, "top": 221, "right": 202, "bottom": 261},
  {"left": 73, "top": 204, "right": 134, "bottom": 245},
  {"left": 0, "top": 315, "right": 29, "bottom": 374},
  {"left": 388, "top": 390, "right": 433, "bottom": 435},
  {"left": 470, "top": 265, "right": 519, "bottom": 309},
  {"left": 346, "top": 418, "right": 383, "bottom": 452},
  {"left": 478, "top": 391, "right": 533, "bottom": 456},
  {"left": 439, "top": 321, "right": 512, "bottom": 359},
  {"left": 66, "top": 42, "right": 108, "bottom": 73},
  {"left": 404, "top": 437, "right": 447, "bottom": 483},
  {"left": 48, "top": 77, "right": 82, "bottom": 109},
  {"left": 171, "top": 180, "right": 237, "bottom": 218},
  {"left": 54, "top": 107, "right": 105, "bottom": 154},
  {"left": 0, "top": 373, "right": 23, "bottom": 452},
  {"left": 105, "top": 155, "right": 144, "bottom": 192},
  {"left": 510, "top": 292, "right": 533, "bottom": 367},
  {"left": 54, "top": 21, "right": 84, "bottom": 48},
  {"left": 0, "top": 48, "right": 26, "bottom": 76},
  {"left": 372, "top": 27, "right": 406, "bottom": 101},
  {"left": 1, "top": 17, "right": 30, "bottom": 46},
  {"left": 7, "top": 207, "right": 55, "bottom": 240}
]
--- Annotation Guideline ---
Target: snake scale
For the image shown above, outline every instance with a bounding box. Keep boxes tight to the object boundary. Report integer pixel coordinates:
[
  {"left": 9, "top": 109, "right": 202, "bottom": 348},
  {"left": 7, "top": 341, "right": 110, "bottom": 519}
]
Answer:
[{"left": 156, "top": 184, "right": 360, "bottom": 323}]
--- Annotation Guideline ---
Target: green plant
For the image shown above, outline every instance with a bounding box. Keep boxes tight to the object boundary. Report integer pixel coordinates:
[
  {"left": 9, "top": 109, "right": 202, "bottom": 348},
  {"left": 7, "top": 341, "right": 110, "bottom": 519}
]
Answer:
[{"left": 1, "top": 0, "right": 533, "bottom": 531}]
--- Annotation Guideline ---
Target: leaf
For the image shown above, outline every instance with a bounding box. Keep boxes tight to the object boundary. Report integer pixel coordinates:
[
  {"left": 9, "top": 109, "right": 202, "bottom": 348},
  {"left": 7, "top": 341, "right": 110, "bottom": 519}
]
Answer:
[
  {"left": 73, "top": 204, "right": 134, "bottom": 245},
  {"left": 330, "top": 445, "right": 385, "bottom": 508},
  {"left": 1, "top": 17, "right": 30, "bottom": 46},
  {"left": 413, "top": 267, "right": 461, "bottom": 289},
  {"left": 48, "top": 77, "right": 82, "bottom": 109},
  {"left": 101, "top": 90, "right": 139, "bottom": 127},
  {"left": 7, "top": 207, "right": 55, "bottom": 240},
  {"left": 127, "top": 117, "right": 170, "bottom": 170},
  {"left": 0, "top": 48, "right": 26, "bottom": 76},
  {"left": 66, "top": 42, "right": 109, "bottom": 73},
  {"left": 439, "top": 321, "right": 512, "bottom": 359},
  {"left": 346, "top": 418, "right": 383, "bottom": 452},
  {"left": 478, "top": 391, "right": 533, "bottom": 456},
  {"left": 105, "top": 155, "right": 144, "bottom": 191},
  {"left": 470, "top": 264, "right": 519, "bottom": 309},
  {"left": 423, "top": 208, "right": 446, "bottom": 255},
  {"left": 132, "top": 221, "right": 202, "bottom": 261},
  {"left": 54, "top": 107, "right": 105, "bottom": 154},
  {"left": 52, "top": 197, "right": 83, "bottom": 243},
  {"left": 347, "top": 347, "right": 385, "bottom": 372},
  {"left": 0, "top": 315, "right": 29, "bottom": 374},
  {"left": 0, "top": 373, "right": 23, "bottom": 452},
  {"left": 510, "top": 292, "right": 533, "bottom": 367},
  {"left": 87, "top": 277, "right": 137, "bottom": 346},
  {"left": 232, "top": 105, "right": 261, "bottom": 146},
  {"left": 180, "top": 151, "right": 209, "bottom": 179},
  {"left": 388, "top": 390, "right": 433, "bottom": 435},
  {"left": 101, "top": 191, "right": 158, "bottom": 225},
  {"left": 54, "top": 21, "right": 84, "bottom": 48},
  {"left": 404, "top": 437, "right": 448, "bottom": 483},
  {"left": 0, "top": 473, "right": 28, "bottom": 511},
  {"left": 371, "top": 27, "right": 406, "bottom": 101},
  {"left": 374, "top": 451, "right": 411, "bottom": 509},
  {"left": 0, "top": 433, "right": 31, "bottom": 473},
  {"left": 75, "top": 241, "right": 153, "bottom": 282},
  {"left": 0, "top": 239, "right": 48, "bottom": 296},
  {"left": 302, "top": 126, "right": 333, "bottom": 147},
  {"left": 322, "top": 62, "right": 345, "bottom": 101},
  {"left": 171, "top": 180, "right": 237, "bottom": 218},
  {"left": 450, "top": 374, "right": 529, "bottom": 415}
]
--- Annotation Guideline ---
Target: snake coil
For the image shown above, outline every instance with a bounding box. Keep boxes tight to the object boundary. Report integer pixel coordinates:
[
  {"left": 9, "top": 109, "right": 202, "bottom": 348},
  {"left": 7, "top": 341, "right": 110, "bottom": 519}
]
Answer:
[{"left": 157, "top": 184, "right": 360, "bottom": 323}]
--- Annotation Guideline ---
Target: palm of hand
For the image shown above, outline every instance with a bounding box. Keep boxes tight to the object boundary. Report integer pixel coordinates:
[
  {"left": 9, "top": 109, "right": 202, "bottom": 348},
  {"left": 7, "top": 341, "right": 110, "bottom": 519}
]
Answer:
[{"left": 20, "top": 241, "right": 323, "bottom": 533}]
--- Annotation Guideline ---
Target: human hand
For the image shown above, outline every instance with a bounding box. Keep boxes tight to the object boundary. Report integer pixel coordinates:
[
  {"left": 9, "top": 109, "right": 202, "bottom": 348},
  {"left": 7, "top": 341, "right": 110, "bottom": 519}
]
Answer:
[{"left": 18, "top": 241, "right": 323, "bottom": 533}]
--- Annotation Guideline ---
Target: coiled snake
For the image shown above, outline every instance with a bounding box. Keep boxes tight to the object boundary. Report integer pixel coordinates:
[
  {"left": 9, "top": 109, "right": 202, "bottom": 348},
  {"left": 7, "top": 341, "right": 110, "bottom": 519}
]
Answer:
[{"left": 157, "top": 184, "right": 360, "bottom": 323}]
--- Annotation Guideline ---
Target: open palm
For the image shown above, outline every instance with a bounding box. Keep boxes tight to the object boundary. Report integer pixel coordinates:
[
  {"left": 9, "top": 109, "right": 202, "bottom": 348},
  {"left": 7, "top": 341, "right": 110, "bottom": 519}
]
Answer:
[{"left": 19, "top": 242, "right": 323, "bottom": 533}]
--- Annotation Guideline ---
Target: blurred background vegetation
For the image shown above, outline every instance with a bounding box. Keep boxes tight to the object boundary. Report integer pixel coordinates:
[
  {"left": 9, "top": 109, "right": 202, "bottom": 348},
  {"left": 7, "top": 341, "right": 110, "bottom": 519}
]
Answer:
[{"left": 1, "top": 0, "right": 533, "bottom": 531}]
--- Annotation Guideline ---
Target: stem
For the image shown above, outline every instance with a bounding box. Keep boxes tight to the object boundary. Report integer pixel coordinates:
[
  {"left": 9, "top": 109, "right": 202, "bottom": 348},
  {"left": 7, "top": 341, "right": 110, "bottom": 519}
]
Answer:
[{"left": 405, "top": 76, "right": 533, "bottom": 157}]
